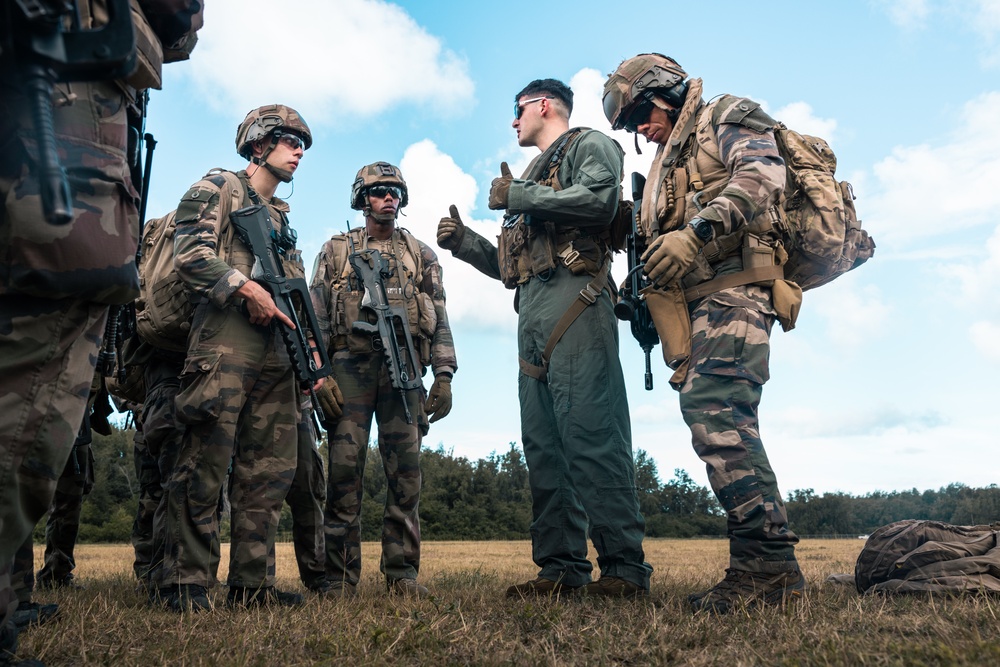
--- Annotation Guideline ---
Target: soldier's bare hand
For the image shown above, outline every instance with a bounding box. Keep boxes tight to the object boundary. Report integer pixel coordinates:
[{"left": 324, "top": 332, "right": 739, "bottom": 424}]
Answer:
[
  {"left": 236, "top": 280, "right": 296, "bottom": 329},
  {"left": 437, "top": 205, "right": 466, "bottom": 251}
]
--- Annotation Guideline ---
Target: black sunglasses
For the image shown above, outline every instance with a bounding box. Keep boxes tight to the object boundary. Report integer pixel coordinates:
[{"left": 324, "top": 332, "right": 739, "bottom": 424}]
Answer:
[
  {"left": 368, "top": 185, "right": 402, "bottom": 200},
  {"left": 514, "top": 95, "right": 555, "bottom": 120}
]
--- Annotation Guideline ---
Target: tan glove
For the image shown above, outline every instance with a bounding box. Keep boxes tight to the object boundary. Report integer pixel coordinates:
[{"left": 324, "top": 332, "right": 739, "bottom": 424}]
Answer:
[
  {"left": 316, "top": 378, "right": 345, "bottom": 429},
  {"left": 424, "top": 374, "right": 452, "bottom": 423},
  {"left": 488, "top": 162, "right": 513, "bottom": 210},
  {"left": 641, "top": 226, "right": 706, "bottom": 288},
  {"left": 437, "top": 205, "right": 466, "bottom": 251}
]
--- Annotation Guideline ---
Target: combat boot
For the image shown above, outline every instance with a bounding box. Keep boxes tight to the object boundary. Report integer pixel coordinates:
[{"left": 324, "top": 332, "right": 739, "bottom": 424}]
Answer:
[
  {"left": 689, "top": 568, "right": 806, "bottom": 614},
  {"left": 505, "top": 577, "right": 581, "bottom": 599},
  {"left": 11, "top": 602, "right": 59, "bottom": 630},
  {"left": 36, "top": 574, "right": 84, "bottom": 591},
  {"left": 226, "top": 586, "right": 303, "bottom": 609},
  {"left": 305, "top": 578, "right": 333, "bottom": 595},
  {"left": 323, "top": 581, "right": 357, "bottom": 598},
  {"left": 579, "top": 576, "right": 649, "bottom": 599},
  {"left": 387, "top": 578, "right": 429, "bottom": 598},
  {"left": 164, "top": 584, "right": 212, "bottom": 613}
]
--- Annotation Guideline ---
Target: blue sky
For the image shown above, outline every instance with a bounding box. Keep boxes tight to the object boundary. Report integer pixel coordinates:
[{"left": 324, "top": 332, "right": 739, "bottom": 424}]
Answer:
[{"left": 142, "top": 0, "right": 1000, "bottom": 496}]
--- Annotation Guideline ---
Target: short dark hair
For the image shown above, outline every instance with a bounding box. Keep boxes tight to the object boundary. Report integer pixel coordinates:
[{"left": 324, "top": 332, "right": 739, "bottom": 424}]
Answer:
[{"left": 515, "top": 79, "right": 573, "bottom": 114}]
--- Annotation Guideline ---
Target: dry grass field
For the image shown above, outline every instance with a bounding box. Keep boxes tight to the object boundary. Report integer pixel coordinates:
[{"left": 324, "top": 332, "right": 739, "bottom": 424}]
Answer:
[{"left": 12, "top": 538, "right": 1000, "bottom": 666}]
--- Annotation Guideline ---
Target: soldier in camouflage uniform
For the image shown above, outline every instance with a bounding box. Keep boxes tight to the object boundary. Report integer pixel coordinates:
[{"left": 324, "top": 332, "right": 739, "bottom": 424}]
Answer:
[
  {"left": 603, "top": 54, "right": 805, "bottom": 613},
  {"left": 310, "top": 162, "right": 457, "bottom": 598},
  {"left": 8, "top": 408, "right": 93, "bottom": 633},
  {"left": 284, "top": 402, "right": 329, "bottom": 593},
  {"left": 159, "top": 105, "right": 320, "bottom": 612},
  {"left": 0, "top": 0, "right": 202, "bottom": 659},
  {"left": 437, "top": 79, "right": 653, "bottom": 599},
  {"left": 129, "top": 346, "right": 227, "bottom": 603}
]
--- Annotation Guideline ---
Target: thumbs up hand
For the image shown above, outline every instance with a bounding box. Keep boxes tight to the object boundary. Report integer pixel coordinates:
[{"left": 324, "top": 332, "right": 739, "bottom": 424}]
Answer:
[{"left": 488, "top": 161, "right": 514, "bottom": 210}]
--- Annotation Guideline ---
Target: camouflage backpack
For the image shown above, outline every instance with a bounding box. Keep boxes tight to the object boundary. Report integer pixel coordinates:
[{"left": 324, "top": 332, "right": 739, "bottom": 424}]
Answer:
[
  {"left": 134, "top": 168, "right": 248, "bottom": 352},
  {"left": 854, "top": 519, "right": 1000, "bottom": 595},
  {"left": 770, "top": 123, "right": 876, "bottom": 290}
]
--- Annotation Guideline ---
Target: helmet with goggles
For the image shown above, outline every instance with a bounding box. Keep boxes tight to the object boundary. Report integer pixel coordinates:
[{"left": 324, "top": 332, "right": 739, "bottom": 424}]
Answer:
[
  {"left": 603, "top": 53, "right": 688, "bottom": 132},
  {"left": 236, "top": 104, "right": 312, "bottom": 160},
  {"left": 350, "top": 162, "right": 409, "bottom": 210}
]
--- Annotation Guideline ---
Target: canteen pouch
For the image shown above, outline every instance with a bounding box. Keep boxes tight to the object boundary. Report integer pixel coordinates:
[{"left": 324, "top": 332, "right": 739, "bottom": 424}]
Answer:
[
  {"left": 771, "top": 279, "right": 803, "bottom": 332},
  {"left": 641, "top": 283, "right": 692, "bottom": 390}
]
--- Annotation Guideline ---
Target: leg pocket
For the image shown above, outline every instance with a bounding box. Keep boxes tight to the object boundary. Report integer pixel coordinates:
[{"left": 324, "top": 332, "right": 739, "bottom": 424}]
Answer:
[{"left": 174, "top": 351, "right": 223, "bottom": 425}]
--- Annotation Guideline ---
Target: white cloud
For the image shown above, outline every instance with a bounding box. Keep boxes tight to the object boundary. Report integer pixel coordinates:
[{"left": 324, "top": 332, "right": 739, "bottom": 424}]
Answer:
[
  {"left": 876, "top": 0, "right": 932, "bottom": 30},
  {"left": 971, "top": 0, "right": 1000, "bottom": 66},
  {"left": 809, "top": 275, "right": 890, "bottom": 350},
  {"left": 970, "top": 321, "right": 1000, "bottom": 361},
  {"left": 769, "top": 102, "right": 838, "bottom": 143},
  {"left": 862, "top": 92, "right": 1000, "bottom": 245},
  {"left": 398, "top": 140, "right": 518, "bottom": 331},
  {"left": 771, "top": 403, "right": 947, "bottom": 438},
  {"left": 191, "top": 0, "right": 473, "bottom": 123}
]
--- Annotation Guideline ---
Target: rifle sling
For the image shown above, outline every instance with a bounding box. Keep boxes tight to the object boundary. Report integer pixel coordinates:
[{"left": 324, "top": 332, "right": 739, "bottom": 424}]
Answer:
[
  {"left": 519, "top": 259, "right": 612, "bottom": 383},
  {"left": 682, "top": 264, "right": 784, "bottom": 302}
]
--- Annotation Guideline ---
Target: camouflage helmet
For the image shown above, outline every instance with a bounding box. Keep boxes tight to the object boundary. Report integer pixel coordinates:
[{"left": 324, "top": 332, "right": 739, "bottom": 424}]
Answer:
[
  {"left": 603, "top": 53, "right": 688, "bottom": 130},
  {"left": 236, "top": 104, "right": 312, "bottom": 160},
  {"left": 350, "top": 161, "right": 409, "bottom": 210}
]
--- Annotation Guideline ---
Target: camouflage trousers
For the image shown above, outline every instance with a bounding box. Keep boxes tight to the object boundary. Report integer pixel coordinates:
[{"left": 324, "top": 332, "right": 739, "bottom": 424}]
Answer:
[
  {"left": 11, "top": 434, "right": 94, "bottom": 601},
  {"left": 517, "top": 267, "right": 652, "bottom": 589},
  {"left": 0, "top": 296, "right": 107, "bottom": 627},
  {"left": 325, "top": 348, "right": 424, "bottom": 586},
  {"left": 286, "top": 410, "right": 326, "bottom": 588},
  {"left": 678, "top": 286, "right": 799, "bottom": 574},
  {"left": 131, "top": 354, "right": 222, "bottom": 588},
  {"left": 161, "top": 306, "right": 297, "bottom": 590}
]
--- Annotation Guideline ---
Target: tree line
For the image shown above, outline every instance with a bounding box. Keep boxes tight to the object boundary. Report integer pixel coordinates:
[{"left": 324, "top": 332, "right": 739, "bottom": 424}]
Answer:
[{"left": 41, "top": 425, "right": 999, "bottom": 544}]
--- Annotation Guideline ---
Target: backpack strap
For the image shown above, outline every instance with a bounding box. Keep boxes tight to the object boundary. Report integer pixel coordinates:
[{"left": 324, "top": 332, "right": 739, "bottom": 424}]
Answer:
[{"left": 518, "top": 255, "right": 613, "bottom": 382}]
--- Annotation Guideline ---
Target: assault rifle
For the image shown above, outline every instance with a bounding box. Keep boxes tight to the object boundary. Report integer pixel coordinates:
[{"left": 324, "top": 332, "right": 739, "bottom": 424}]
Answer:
[
  {"left": 230, "top": 205, "right": 333, "bottom": 432},
  {"left": 346, "top": 236, "right": 422, "bottom": 424},
  {"left": 99, "top": 109, "right": 155, "bottom": 384},
  {"left": 614, "top": 172, "right": 659, "bottom": 390},
  {"left": 2, "top": 0, "right": 136, "bottom": 225}
]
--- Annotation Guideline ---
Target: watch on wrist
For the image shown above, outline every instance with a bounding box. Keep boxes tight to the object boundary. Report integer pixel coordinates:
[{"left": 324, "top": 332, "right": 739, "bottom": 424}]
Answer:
[{"left": 689, "top": 217, "right": 714, "bottom": 243}]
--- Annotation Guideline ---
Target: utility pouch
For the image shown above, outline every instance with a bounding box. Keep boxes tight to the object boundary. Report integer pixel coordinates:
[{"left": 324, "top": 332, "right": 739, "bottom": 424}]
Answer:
[
  {"left": 681, "top": 253, "right": 716, "bottom": 290},
  {"left": 342, "top": 293, "right": 374, "bottom": 354},
  {"left": 416, "top": 292, "right": 436, "bottom": 367},
  {"left": 641, "top": 283, "right": 692, "bottom": 390},
  {"left": 771, "top": 279, "right": 803, "bottom": 332},
  {"left": 497, "top": 225, "right": 524, "bottom": 289},
  {"left": 124, "top": 0, "right": 164, "bottom": 90},
  {"left": 527, "top": 224, "right": 558, "bottom": 277},
  {"left": 743, "top": 234, "right": 778, "bottom": 287}
]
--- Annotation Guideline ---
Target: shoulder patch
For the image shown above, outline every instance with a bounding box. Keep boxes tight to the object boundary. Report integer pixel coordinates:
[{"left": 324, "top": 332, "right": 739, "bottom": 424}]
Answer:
[
  {"left": 206, "top": 174, "right": 228, "bottom": 187},
  {"left": 711, "top": 95, "right": 777, "bottom": 132}
]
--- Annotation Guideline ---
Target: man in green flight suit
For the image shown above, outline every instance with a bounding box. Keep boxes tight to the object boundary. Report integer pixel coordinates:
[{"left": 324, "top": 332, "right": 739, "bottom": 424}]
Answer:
[{"left": 437, "top": 78, "right": 652, "bottom": 599}]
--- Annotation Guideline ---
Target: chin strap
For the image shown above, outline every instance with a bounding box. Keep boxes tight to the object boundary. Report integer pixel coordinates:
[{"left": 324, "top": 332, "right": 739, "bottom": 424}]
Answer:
[{"left": 251, "top": 134, "right": 294, "bottom": 183}]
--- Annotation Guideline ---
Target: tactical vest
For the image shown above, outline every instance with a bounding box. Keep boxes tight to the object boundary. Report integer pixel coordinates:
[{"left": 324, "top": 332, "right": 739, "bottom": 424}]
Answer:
[
  {"left": 497, "top": 128, "right": 614, "bottom": 289},
  {"left": 324, "top": 227, "right": 437, "bottom": 368},
  {"left": 644, "top": 88, "right": 786, "bottom": 299}
]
